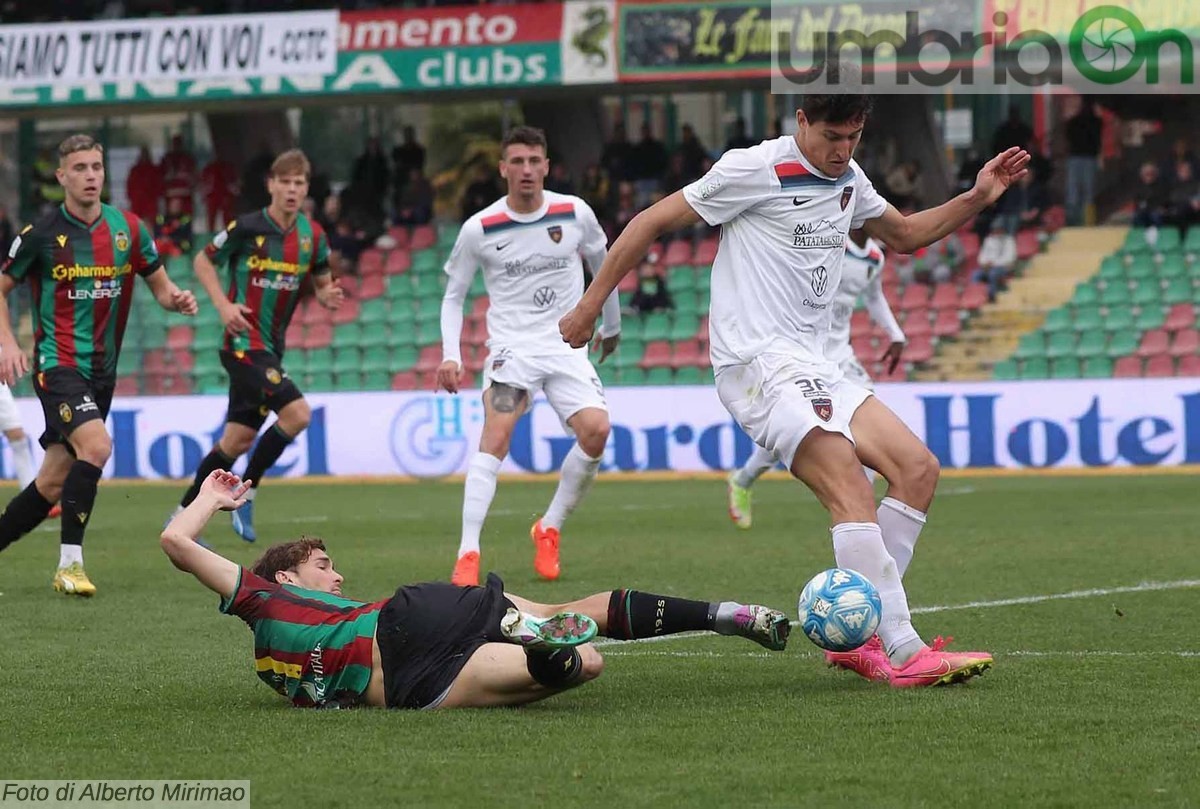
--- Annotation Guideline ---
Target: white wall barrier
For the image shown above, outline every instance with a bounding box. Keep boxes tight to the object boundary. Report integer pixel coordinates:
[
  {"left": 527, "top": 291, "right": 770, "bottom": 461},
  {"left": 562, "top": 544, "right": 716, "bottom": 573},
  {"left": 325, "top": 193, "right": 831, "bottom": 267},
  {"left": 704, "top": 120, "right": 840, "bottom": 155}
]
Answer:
[{"left": 2, "top": 378, "right": 1198, "bottom": 480}]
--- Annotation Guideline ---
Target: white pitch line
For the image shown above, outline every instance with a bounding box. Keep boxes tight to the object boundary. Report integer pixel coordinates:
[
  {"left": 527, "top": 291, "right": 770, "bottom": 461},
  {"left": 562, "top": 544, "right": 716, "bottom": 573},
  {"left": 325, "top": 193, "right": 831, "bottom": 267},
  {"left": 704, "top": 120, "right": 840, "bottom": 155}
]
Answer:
[
  {"left": 593, "top": 579, "right": 1200, "bottom": 648},
  {"left": 601, "top": 649, "right": 1200, "bottom": 659}
]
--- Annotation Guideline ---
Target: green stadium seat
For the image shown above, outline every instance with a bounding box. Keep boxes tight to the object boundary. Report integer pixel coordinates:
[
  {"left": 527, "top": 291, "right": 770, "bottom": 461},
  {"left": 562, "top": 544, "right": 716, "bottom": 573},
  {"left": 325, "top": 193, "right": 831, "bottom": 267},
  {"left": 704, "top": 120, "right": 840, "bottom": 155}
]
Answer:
[
  {"left": 1135, "top": 306, "right": 1166, "bottom": 331},
  {"left": 1153, "top": 228, "right": 1182, "bottom": 253},
  {"left": 644, "top": 367, "right": 674, "bottom": 385},
  {"left": 288, "top": 352, "right": 310, "bottom": 374},
  {"left": 1042, "top": 308, "right": 1072, "bottom": 333},
  {"left": 361, "top": 371, "right": 391, "bottom": 391},
  {"left": 332, "top": 345, "right": 361, "bottom": 368},
  {"left": 414, "top": 274, "right": 443, "bottom": 297},
  {"left": 616, "top": 367, "right": 646, "bottom": 386},
  {"left": 613, "top": 344, "right": 643, "bottom": 369},
  {"left": 1131, "top": 282, "right": 1161, "bottom": 306},
  {"left": 469, "top": 275, "right": 487, "bottom": 297},
  {"left": 306, "top": 372, "right": 336, "bottom": 393},
  {"left": 1125, "top": 255, "right": 1156, "bottom": 281},
  {"left": 673, "top": 290, "right": 702, "bottom": 316},
  {"left": 117, "top": 351, "right": 140, "bottom": 375},
  {"left": 1159, "top": 255, "right": 1188, "bottom": 279},
  {"left": 307, "top": 348, "right": 334, "bottom": 373},
  {"left": 1185, "top": 228, "right": 1200, "bottom": 253},
  {"left": 411, "top": 250, "right": 440, "bottom": 275},
  {"left": 361, "top": 346, "right": 390, "bottom": 373},
  {"left": 193, "top": 353, "right": 223, "bottom": 376},
  {"left": 390, "top": 304, "right": 417, "bottom": 330},
  {"left": 1045, "top": 331, "right": 1076, "bottom": 358},
  {"left": 415, "top": 321, "right": 441, "bottom": 346},
  {"left": 387, "top": 328, "right": 418, "bottom": 350},
  {"left": 332, "top": 323, "right": 364, "bottom": 346},
  {"left": 667, "top": 267, "right": 698, "bottom": 292},
  {"left": 669, "top": 314, "right": 701, "bottom": 340},
  {"left": 992, "top": 358, "right": 1019, "bottom": 380},
  {"left": 1076, "top": 330, "right": 1108, "bottom": 358},
  {"left": 1051, "top": 357, "right": 1081, "bottom": 378},
  {"left": 1162, "top": 278, "right": 1192, "bottom": 304},
  {"left": 390, "top": 346, "right": 419, "bottom": 371},
  {"left": 1073, "top": 305, "right": 1103, "bottom": 331},
  {"left": 1102, "top": 306, "right": 1134, "bottom": 333},
  {"left": 386, "top": 275, "right": 414, "bottom": 301},
  {"left": 1019, "top": 357, "right": 1049, "bottom": 379},
  {"left": 640, "top": 313, "right": 671, "bottom": 341},
  {"left": 1072, "top": 282, "right": 1100, "bottom": 306},
  {"left": 674, "top": 366, "right": 703, "bottom": 384},
  {"left": 197, "top": 373, "right": 228, "bottom": 394},
  {"left": 1121, "top": 228, "right": 1148, "bottom": 252},
  {"left": 1014, "top": 332, "right": 1046, "bottom": 359},
  {"left": 1097, "top": 256, "right": 1125, "bottom": 280},
  {"left": 1099, "top": 282, "right": 1129, "bottom": 306},
  {"left": 597, "top": 363, "right": 619, "bottom": 387},
  {"left": 1107, "top": 332, "right": 1139, "bottom": 357},
  {"left": 1082, "top": 356, "right": 1113, "bottom": 378}
]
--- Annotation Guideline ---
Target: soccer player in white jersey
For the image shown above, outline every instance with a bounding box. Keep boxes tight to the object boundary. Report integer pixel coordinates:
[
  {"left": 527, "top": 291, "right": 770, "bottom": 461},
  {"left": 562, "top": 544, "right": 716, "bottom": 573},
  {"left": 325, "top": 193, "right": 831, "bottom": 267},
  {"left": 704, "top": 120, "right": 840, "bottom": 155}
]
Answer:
[
  {"left": 438, "top": 126, "right": 621, "bottom": 587},
  {"left": 727, "top": 230, "right": 904, "bottom": 528},
  {"left": 561, "top": 92, "right": 1028, "bottom": 688},
  {"left": 0, "top": 383, "right": 36, "bottom": 490}
]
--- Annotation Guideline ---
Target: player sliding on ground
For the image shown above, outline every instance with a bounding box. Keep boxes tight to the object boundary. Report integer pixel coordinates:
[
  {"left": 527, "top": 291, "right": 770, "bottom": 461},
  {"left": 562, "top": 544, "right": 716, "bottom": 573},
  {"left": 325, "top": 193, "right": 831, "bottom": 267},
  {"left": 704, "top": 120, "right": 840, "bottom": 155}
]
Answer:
[
  {"left": 162, "top": 470, "right": 791, "bottom": 710},
  {"left": 438, "top": 126, "right": 622, "bottom": 586},
  {"left": 0, "top": 133, "right": 199, "bottom": 596},
  {"left": 561, "top": 82, "right": 1028, "bottom": 687}
]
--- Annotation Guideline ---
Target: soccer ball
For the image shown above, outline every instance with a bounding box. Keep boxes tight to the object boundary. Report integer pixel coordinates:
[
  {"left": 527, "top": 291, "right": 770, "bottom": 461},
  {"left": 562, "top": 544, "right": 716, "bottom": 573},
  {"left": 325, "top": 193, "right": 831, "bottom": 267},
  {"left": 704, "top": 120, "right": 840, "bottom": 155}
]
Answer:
[{"left": 797, "top": 568, "right": 882, "bottom": 652}]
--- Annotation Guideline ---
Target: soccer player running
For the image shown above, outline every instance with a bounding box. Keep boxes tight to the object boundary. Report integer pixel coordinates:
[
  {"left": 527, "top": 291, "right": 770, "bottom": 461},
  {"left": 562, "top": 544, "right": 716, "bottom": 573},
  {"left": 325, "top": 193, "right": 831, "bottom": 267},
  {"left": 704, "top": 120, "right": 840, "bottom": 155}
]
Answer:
[
  {"left": 727, "top": 231, "right": 904, "bottom": 528},
  {"left": 561, "top": 93, "right": 1029, "bottom": 688},
  {"left": 173, "top": 149, "right": 343, "bottom": 542},
  {"left": 0, "top": 382, "right": 37, "bottom": 492},
  {"left": 162, "top": 469, "right": 790, "bottom": 710},
  {"left": 0, "top": 134, "right": 198, "bottom": 595},
  {"left": 438, "top": 127, "right": 622, "bottom": 586}
]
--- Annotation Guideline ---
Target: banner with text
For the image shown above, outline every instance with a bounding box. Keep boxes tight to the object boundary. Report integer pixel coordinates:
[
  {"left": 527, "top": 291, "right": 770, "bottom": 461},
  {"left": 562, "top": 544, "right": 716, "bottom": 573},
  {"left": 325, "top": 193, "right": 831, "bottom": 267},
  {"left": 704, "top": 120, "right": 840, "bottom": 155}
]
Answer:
[
  {"left": 0, "top": 11, "right": 337, "bottom": 89},
  {"left": 0, "top": 379, "right": 1196, "bottom": 480},
  {"left": 0, "top": 6, "right": 567, "bottom": 108}
]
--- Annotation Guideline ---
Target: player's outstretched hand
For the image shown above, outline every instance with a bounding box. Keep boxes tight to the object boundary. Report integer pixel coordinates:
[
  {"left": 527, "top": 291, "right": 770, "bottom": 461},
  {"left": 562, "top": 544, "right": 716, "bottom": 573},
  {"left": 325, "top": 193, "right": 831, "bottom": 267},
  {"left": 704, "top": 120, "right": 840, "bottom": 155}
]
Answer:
[
  {"left": 221, "top": 302, "right": 254, "bottom": 334},
  {"left": 974, "top": 146, "right": 1031, "bottom": 206},
  {"left": 593, "top": 333, "right": 620, "bottom": 364},
  {"left": 199, "top": 470, "right": 252, "bottom": 512},
  {"left": 436, "top": 360, "right": 463, "bottom": 394},
  {"left": 0, "top": 343, "right": 29, "bottom": 387},
  {"left": 317, "top": 283, "right": 345, "bottom": 310},
  {"left": 171, "top": 287, "right": 199, "bottom": 316},
  {"left": 559, "top": 306, "right": 596, "bottom": 349},
  {"left": 880, "top": 340, "right": 906, "bottom": 374}
]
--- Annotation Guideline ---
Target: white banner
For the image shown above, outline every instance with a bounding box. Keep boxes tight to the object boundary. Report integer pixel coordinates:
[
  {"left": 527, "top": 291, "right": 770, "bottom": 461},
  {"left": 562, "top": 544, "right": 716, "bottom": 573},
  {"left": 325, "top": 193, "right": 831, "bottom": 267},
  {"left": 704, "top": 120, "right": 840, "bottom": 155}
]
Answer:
[
  {"left": 561, "top": 1, "right": 617, "bottom": 85},
  {"left": 0, "top": 11, "right": 338, "bottom": 89},
  {"left": 0, "top": 378, "right": 1197, "bottom": 480}
]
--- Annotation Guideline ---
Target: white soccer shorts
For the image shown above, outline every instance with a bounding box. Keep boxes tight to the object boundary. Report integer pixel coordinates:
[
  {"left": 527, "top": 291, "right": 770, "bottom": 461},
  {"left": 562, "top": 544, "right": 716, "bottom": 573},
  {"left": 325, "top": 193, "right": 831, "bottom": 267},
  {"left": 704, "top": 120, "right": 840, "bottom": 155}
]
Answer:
[
  {"left": 839, "top": 357, "right": 876, "bottom": 391},
  {"left": 0, "top": 384, "right": 24, "bottom": 432},
  {"left": 482, "top": 348, "right": 607, "bottom": 429},
  {"left": 715, "top": 353, "right": 873, "bottom": 469}
]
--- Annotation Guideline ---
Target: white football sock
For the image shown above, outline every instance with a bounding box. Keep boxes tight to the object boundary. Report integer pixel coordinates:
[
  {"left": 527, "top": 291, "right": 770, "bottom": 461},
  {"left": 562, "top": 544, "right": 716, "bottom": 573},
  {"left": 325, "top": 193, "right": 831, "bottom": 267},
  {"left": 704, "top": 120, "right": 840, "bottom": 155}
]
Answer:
[
  {"left": 458, "top": 452, "right": 501, "bottom": 557},
  {"left": 733, "top": 445, "right": 776, "bottom": 488},
  {"left": 831, "top": 521, "right": 923, "bottom": 665},
  {"left": 542, "top": 443, "right": 601, "bottom": 530},
  {"left": 243, "top": 487, "right": 257, "bottom": 501},
  {"left": 59, "top": 544, "right": 83, "bottom": 568},
  {"left": 877, "top": 497, "right": 926, "bottom": 579},
  {"left": 863, "top": 466, "right": 877, "bottom": 485},
  {"left": 11, "top": 437, "right": 34, "bottom": 489}
]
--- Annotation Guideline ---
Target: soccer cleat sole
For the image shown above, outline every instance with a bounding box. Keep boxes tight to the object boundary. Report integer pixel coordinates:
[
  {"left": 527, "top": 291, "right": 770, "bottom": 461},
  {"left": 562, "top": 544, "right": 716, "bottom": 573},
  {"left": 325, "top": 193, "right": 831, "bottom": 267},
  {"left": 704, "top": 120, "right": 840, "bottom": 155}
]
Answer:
[
  {"left": 892, "top": 658, "right": 994, "bottom": 688},
  {"left": 52, "top": 580, "right": 95, "bottom": 598}
]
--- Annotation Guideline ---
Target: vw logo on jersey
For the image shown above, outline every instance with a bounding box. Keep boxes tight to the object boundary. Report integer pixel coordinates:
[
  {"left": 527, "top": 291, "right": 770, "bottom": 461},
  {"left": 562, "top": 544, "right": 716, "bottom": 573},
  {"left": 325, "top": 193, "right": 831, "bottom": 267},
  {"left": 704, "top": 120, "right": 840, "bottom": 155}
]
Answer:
[
  {"left": 533, "top": 286, "right": 557, "bottom": 308},
  {"left": 811, "top": 265, "right": 829, "bottom": 297}
]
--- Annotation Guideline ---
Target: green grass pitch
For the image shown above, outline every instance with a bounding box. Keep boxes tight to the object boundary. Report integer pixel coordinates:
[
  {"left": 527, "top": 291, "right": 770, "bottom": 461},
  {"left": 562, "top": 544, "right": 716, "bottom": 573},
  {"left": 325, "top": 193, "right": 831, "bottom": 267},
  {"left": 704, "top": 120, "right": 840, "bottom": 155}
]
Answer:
[{"left": 1, "top": 474, "right": 1197, "bottom": 808}]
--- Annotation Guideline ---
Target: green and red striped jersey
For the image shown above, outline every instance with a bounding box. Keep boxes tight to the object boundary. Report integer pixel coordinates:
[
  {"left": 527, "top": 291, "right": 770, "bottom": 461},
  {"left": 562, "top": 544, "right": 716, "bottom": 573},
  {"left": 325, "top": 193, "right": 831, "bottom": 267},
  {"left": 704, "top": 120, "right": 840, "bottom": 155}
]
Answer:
[
  {"left": 205, "top": 209, "right": 330, "bottom": 356},
  {"left": 2, "top": 203, "right": 161, "bottom": 380},
  {"left": 220, "top": 567, "right": 385, "bottom": 709}
]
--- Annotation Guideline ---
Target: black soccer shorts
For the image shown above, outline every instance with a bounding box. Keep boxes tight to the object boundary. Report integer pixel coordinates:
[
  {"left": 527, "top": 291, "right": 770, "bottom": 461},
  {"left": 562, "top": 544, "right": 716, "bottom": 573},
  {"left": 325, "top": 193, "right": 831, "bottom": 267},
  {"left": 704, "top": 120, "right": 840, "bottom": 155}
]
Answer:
[
  {"left": 33, "top": 367, "right": 115, "bottom": 451},
  {"left": 219, "top": 350, "right": 304, "bottom": 430}
]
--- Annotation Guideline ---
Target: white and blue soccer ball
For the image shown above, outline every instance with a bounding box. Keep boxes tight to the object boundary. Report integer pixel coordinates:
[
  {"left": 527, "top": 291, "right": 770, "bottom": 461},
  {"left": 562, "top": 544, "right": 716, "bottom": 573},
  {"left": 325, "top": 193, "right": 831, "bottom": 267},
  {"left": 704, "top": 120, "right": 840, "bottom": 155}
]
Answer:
[{"left": 797, "top": 568, "right": 882, "bottom": 652}]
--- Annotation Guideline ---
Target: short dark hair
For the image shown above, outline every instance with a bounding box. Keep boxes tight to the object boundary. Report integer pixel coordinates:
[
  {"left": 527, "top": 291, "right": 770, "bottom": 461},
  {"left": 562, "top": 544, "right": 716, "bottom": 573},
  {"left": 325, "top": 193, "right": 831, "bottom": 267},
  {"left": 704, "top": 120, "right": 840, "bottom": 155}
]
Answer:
[
  {"left": 58, "top": 133, "right": 103, "bottom": 161},
  {"left": 501, "top": 125, "right": 548, "bottom": 155},
  {"left": 251, "top": 536, "right": 327, "bottom": 580},
  {"left": 800, "top": 94, "right": 874, "bottom": 126}
]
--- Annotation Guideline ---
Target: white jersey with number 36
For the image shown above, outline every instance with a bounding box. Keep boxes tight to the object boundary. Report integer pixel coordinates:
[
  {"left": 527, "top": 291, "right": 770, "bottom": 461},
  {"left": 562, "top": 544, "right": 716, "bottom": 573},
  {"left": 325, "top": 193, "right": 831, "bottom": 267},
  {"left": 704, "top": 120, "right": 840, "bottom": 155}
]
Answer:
[{"left": 683, "top": 136, "right": 888, "bottom": 371}]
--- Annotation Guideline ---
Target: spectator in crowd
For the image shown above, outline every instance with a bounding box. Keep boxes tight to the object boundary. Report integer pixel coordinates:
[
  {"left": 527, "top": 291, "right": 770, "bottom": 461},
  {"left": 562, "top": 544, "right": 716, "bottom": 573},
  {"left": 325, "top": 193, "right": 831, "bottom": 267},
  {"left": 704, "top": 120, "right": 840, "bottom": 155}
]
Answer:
[
  {"left": 317, "top": 194, "right": 342, "bottom": 235},
  {"left": 662, "top": 153, "right": 690, "bottom": 196},
  {"left": 328, "top": 219, "right": 369, "bottom": 274},
  {"left": 885, "top": 160, "right": 922, "bottom": 210},
  {"left": 1133, "top": 161, "right": 1170, "bottom": 228},
  {"left": 629, "top": 251, "right": 674, "bottom": 314},
  {"left": 545, "top": 162, "right": 575, "bottom": 195},
  {"left": 159, "top": 134, "right": 197, "bottom": 215},
  {"left": 1167, "top": 159, "right": 1200, "bottom": 232},
  {"left": 894, "top": 226, "right": 963, "bottom": 286},
  {"left": 1025, "top": 136, "right": 1053, "bottom": 195},
  {"left": 154, "top": 196, "right": 194, "bottom": 259},
  {"left": 629, "top": 123, "right": 668, "bottom": 206},
  {"left": 1161, "top": 136, "right": 1196, "bottom": 179},
  {"left": 352, "top": 136, "right": 390, "bottom": 220},
  {"left": 240, "top": 143, "right": 275, "bottom": 212},
  {"left": 126, "top": 146, "right": 163, "bottom": 224},
  {"left": 612, "top": 181, "right": 639, "bottom": 238},
  {"left": 676, "top": 123, "right": 708, "bottom": 179},
  {"left": 601, "top": 123, "right": 632, "bottom": 185},
  {"left": 1064, "top": 98, "right": 1103, "bottom": 226},
  {"left": 199, "top": 154, "right": 238, "bottom": 232},
  {"left": 460, "top": 162, "right": 502, "bottom": 222},
  {"left": 580, "top": 163, "right": 609, "bottom": 225},
  {"left": 992, "top": 104, "right": 1033, "bottom": 154},
  {"left": 392, "top": 126, "right": 427, "bottom": 180},
  {"left": 725, "top": 116, "right": 756, "bottom": 152},
  {"left": 973, "top": 220, "right": 1016, "bottom": 303},
  {"left": 956, "top": 146, "right": 986, "bottom": 195},
  {"left": 395, "top": 167, "right": 435, "bottom": 226}
]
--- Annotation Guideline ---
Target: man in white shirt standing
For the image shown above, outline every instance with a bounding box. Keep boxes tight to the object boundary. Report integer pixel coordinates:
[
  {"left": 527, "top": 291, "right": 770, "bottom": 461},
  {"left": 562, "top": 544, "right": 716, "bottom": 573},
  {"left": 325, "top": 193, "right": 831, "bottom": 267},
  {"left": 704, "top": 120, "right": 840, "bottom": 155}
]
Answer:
[
  {"left": 561, "top": 92, "right": 1028, "bottom": 688},
  {"left": 727, "top": 230, "right": 904, "bottom": 525},
  {"left": 439, "top": 127, "right": 621, "bottom": 587}
]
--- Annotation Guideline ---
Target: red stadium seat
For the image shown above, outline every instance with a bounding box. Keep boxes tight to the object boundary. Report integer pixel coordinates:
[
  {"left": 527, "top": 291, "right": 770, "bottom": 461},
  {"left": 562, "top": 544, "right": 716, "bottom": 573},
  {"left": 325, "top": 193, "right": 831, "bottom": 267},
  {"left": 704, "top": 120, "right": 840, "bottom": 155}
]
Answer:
[
  {"left": 332, "top": 298, "right": 361, "bottom": 325},
  {"left": 415, "top": 346, "right": 442, "bottom": 373},
  {"left": 391, "top": 371, "right": 418, "bottom": 390},
  {"left": 301, "top": 300, "right": 333, "bottom": 325},
  {"left": 338, "top": 276, "right": 362, "bottom": 298},
  {"left": 928, "top": 283, "right": 959, "bottom": 310},
  {"left": 875, "top": 361, "right": 908, "bottom": 383},
  {"left": 304, "top": 322, "right": 332, "bottom": 349},
  {"left": 385, "top": 249, "right": 412, "bottom": 276},
  {"left": 618, "top": 273, "right": 639, "bottom": 293},
  {"left": 959, "top": 283, "right": 989, "bottom": 310},
  {"left": 697, "top": 316, "right": 710, "bottom": 342},
  {"left": 905, "top": 335, "right": 934, "bottom": 363},
  {"left": 1165, "top": 303, "right": 1196, "bottom": 332},
  {"left": 670, "top": 339, "right": 703, "bottom": 368},
  {"left": 358, "top": 249, "right": 384, "bottom": 276},
  {"left": 1178, "top": 354, "right": 1200, "bottom": 376},
  {"left": 1136, "top": 329, "right": 1170, "bottom": 358},
  {"left": 902, "top": 309, "right": 932, "bottom": 338},
  {"left": 386, "top": 226, "right": 410, "bottom": 250},
  {"left": 1043, "top": 205, "right": 1066, "bottom": 232},
  {"left": 471, "top": 296, "right": 490, "bottom": 316},
  {"left": 639, "top": 341, "right": 672, "bottom": 368},
  {"left": 663, "top": 240, "right": 692, "bottom": 267},
  {"left": 164, "top": 349, "right": 194, "bottom": 372},
  {"left": 285, "top": 322, "right": 304, "bottom": 346},
  {"left": 415, "top": 371, "right": 439, "bottom": 390},
  {"left": 900, "top": 284, "right": 931, "bottom": 310},
  {"left": 465, "top": 317, "right": 489, "bottom": 346},
  {"left": 410, "top": 225, "right": 436, "bottom": 251},
  {"left": 1016, "top": 229, "right": 1039, "bottom": 260},
  {"left": 1169, "top": 329, "right": 1199, "bottom": 357},
  {"left": 166, "top": 325, "right": 193, "bottom": 350},
  {"left": 1144, "top": 355, "right": 1175, "bottom": 377},
  {"left": 1113, "top": 356, "right": 1142, "bottom": 377},
  {"left": 115, "top": 376, "right": 139, "bottom": 396},
  {"left": 932, "top": 309, "right": 961, "bottom": 337},
  {"left": 142, "top": 349, "right": 167, "bottom": 373},
  {"left": 359, "top": 274, "right": 386, "bottom": 299},
  {"left": 693, "top": 237, "right": 719, "bottom": 266},
  {"left": 957, "top": 231, "right": 980, "bottom": 263},
  {"left": 850, "top": 310, "right": 872, "bottom": 334}
]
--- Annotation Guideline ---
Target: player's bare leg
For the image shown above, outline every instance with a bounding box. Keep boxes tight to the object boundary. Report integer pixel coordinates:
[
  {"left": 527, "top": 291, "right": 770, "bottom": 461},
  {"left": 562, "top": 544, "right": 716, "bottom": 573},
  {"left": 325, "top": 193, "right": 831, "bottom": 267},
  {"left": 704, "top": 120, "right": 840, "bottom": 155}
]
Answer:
[
  {"left": 436, "top": 641, "right": 605, "bottom": 709},
  {"left": 532, "top": 406, "right": 609, "bottom": 581},
  {"left": 452, "top": 384, "right": 528, "bottom": 586},
  {"left": 233, "top": 398, "right": 313, "bottom": 543}
]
